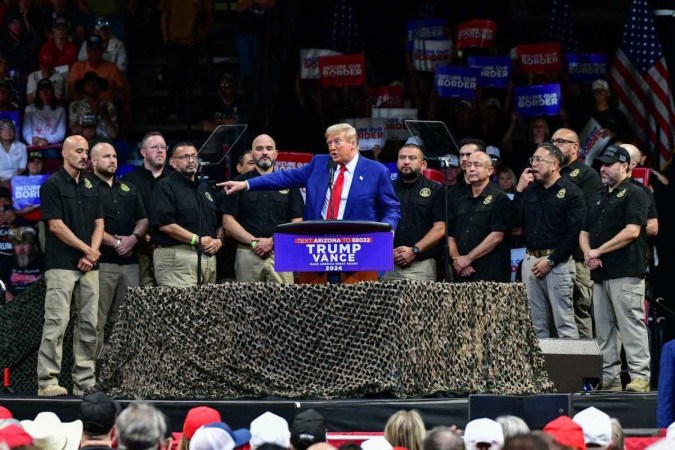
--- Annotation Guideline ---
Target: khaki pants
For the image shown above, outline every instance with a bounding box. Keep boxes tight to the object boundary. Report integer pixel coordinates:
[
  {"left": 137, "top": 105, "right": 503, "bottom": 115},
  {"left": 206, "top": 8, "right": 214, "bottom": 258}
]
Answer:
[
  {"left": 573, "top": 260, "right": 594, "bottom": 338},
  {"left": 37, "top": 269, "right": 99, "bottom": 390},
  {"left": 382, "top": 258, "right": 437, "bottom": 281},
  {"left": 235, "top": 245, "right": 293, "bottom": 283},
  {"left": 593, "top": 277, "right": 650, "bottom": 382},
  {"left": 522, "top": 255, "right": 578, "bottom": 339},
  {"left": 96, "top": 263, "right": 139, "bottom": 358},
  {"left": 138, "top": 250, "right": 156, "bottom": 287},
  {"left": 154, "top": 246, "right": 217, "bottom": 287}
]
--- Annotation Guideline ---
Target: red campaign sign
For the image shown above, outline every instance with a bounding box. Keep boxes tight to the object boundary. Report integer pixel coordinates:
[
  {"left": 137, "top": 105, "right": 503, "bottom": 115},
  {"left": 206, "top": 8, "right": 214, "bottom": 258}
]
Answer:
[
  {"left": 422, "top": 168, "right": 444, "bottom": 184},
  {"left": 632, "top": 167, "right": 651, "bottom": 186},
  {"left": 318, "top": 54, "right": 366, "bottom": 88},
  {"left": 455, "top": 19, "right": 497, "bottom": 50},
  {"left": 275, "top": 151, "right": 314, "bottom": 171},
  {"left": 369, "top": 85, "right": 405, "bottom": 108},
  {"left": 516, "top": 42, "right": 562, "bottom": 73}
]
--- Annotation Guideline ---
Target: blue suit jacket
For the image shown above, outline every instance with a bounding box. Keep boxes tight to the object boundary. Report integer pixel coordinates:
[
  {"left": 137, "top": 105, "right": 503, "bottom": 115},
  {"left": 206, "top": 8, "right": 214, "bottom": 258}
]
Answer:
[{"left": 247, "top": 154, "right": 400, "bottom": 230}]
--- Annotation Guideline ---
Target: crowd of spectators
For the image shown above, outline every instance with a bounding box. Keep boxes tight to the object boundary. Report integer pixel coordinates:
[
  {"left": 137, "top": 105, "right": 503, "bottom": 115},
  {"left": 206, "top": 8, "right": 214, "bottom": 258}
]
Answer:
[{"left": 1, "top": 398, "right": 674, "bottom": 450}]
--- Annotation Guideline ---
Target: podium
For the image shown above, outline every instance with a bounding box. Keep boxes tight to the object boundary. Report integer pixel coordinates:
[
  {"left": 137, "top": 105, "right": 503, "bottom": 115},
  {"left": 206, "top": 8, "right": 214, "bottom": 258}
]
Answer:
[{"left": 274, "top": 220, "right": 393, "bottom": 284}]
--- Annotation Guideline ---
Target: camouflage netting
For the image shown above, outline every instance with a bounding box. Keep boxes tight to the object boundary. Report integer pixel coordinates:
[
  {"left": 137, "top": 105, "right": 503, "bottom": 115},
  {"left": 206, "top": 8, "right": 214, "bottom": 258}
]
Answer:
[
  {"left": 100, "top": 280, "right": 554, "bottom": 399},
  {"left": 1, "top": 279, "right": 554, "bottom": 398}
]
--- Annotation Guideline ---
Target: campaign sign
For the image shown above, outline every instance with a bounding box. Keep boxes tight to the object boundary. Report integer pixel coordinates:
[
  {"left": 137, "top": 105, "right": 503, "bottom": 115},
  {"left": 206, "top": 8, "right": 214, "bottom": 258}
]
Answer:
[
  {"left": 275, "top": 151, "right": 313, "bottom": 171},
  {"left": 300, "top": 48, "right": 342, "bottom": 79},
  {"left": 413, "top": 39, "right": 452, "bottom": 72},
  {"left": 11, "top": 175, "right": 49, "bottom": 209},
  {"left": 371, "top": 108, "right": 419, "bottom": 141},
  {"left": 516, "top": 42, "right": 562, "bottom": 73},
  {"left": 579, "top": 116, "right": 610, "bottom": 162},
  {"left": 343, "top": 118, "right": 386, "bottom": 150},
  {"left": 435, "top": 66, "right": 480, "bottom": 99},
  {"left": 318, "top": 54, "right": 366, "bottom": 88},
  {"left": 455, "top": 19, "right": 497, "bottom": 50},
  {"left": 406, "top": 18, "right": 447, "bottom": 51},
  {"left": 384, "top": 162, "right": 398, "bottom": 181},
  {"left": 467, "top": 56, "right": 511, "bottom": 88},
  {"left": 511, "top": 247, "right": 525, "bottom": 282},
  {"left": 565, "top": 53, "right": 608, "bottom": 83},
  {"left": 370, "top": 85, "right": 405, "bottom": 108},
  {"left": 274, "top": 232, "right": 394, "bottom": 272},
  {"left": 514, "top": 84, "right": 561, "bottom": 117},
  {"left": 632, "top": 168, "right": 651, "bottom": 186}
]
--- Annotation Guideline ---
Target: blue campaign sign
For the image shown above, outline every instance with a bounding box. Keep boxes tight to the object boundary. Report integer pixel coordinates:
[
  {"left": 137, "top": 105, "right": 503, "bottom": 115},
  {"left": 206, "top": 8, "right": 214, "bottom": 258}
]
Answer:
[
  {"left": 565, "top": 53, "right": 608, "bottom": 83},
  {"left": 274, "top": 232, "right": 394, "bottom": 272},
  {"left": 435, "top": 66, "right": 480, "bottom": 99},
  {"left": 406, "top": 18, "right": 447, "bottom": 51},
  {"left": 11, "top": 175, "right": 49, "bottom": 209},
  {"left": 514, "top": 84, "right": 561, "bottom": 118},
  {"left": 467, "top": 56, "right": 511, "bottom": 88}
]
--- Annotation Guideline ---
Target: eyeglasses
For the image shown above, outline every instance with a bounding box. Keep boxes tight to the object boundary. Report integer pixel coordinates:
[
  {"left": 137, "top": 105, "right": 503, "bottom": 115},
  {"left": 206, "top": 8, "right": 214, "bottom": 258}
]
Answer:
[
  {"left": 0, "top": 126, "right": 12, "bottom": 132},
  {"left": 529, "top": 156, "right": 553, "bottom": 164},
  {"left": 550, "top": 138, "right": 577, "bottom": 146},
  {"left": 145, "top": 145, "right": 167, "bottom": 152},
  {"left": 173, "top": 153, "right": 198, "bottom": 161}
]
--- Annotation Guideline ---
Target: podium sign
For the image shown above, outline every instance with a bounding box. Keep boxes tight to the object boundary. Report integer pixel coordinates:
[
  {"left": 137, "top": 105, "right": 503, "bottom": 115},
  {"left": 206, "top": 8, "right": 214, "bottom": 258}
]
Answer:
[{"left": 274, "top": 221, "right": 393, "bottom": 273}]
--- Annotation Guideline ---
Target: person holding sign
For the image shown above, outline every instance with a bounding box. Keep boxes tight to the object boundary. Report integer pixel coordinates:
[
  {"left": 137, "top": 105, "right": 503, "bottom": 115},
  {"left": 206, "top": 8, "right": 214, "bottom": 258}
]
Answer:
[
  {"left": 0, "top": 119, "right": 26, "bottom": 185},
  {"left": 513, "top": 143, "right": 586, "bottom": 340},
  {"left": 219, "top": 123, "right": 400, "bottom": 230},
  {"left": 579, "top": 145, "right": 651, "bottom": 392},
  {"left": 554, "top": 127, "right": 602, "bottom": 339},
  {"left": 382, "top": 144, "right": 444, "bottom": 281},
  {"left": 37, "top": 135, "right": 104, "bottom": 397},
  {"left": 448, "top": 151, "right": 511, "bottom": 282}
]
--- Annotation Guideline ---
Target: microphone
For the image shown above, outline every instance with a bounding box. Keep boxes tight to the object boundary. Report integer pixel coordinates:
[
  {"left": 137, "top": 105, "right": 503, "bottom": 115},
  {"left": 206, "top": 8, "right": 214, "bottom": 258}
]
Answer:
[{"left": 327, "top": 160, "right": 337, "bottom": 188}]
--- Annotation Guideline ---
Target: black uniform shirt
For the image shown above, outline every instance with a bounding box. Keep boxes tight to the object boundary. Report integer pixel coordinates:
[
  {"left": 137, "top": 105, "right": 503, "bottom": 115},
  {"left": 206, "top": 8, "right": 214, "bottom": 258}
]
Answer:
[
  {"left": 583, "top": 177, "right": 649, "bottom": 280},
  {"left": 41, "top": 167, "right": 104, "bottom": 270},
  {"left": 150, "top": 171, "right": 220, "bottom": 246},
  {"left": 561, "top": 158, "right": 603, "bottom": 202},
  {"left": 449, "top": 182, "right": 511, "bottom": 282},
  {"left": 220, "top": 169, "right": 304, "bottom": 238},
  {"left": 121, "top": 165, "right": 167, "bottom": 216},
  {"left": 393, "top": 175, "right": 444, "bottom": 259},
  {"left": 513, "top": 176, "right": 586, "bottom": 265},
  {"left": 92, "top": 176, "right": 147, "bottom": 265}
]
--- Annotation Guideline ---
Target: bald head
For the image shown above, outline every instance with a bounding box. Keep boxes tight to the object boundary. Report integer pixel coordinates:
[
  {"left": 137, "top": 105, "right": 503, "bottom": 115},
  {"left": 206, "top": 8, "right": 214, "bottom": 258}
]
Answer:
[
  {"left": 63, "top": 134, "right": 88, "bottom": 153},
  {"left": 306, "top": 444, "right": 336, "bottom": 450},
  {"left": 90, "top": 142, "right": 114, "bottom": 159},
  {"left": 61, "top": 134, "right": 89, "bottom": 173},
  {"left": 619, "top": 143, "right": 641, "bottom": 170},
  {"left": 91, "top": 142, "right": 117, "bottom": 179},
  {"left": 551, "top": 128, "right": 580, "bottom": 165}
]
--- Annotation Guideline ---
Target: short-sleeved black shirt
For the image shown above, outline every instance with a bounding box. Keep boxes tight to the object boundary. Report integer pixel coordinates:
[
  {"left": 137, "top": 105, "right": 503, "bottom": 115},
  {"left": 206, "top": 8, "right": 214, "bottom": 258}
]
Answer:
[
  {"left": 512, "top": 176, "right": 586, "bottom": 265},
  {"left": 121, "top": 165, "right": 167, "bottom": 215},
  {"left": 41, "top": 167, "right": 104, "bottom": 271},
  {"left": 220, "top": 169, "right": 304, "bottom": 238},
  {"left": 583, "top": 177, "right": 649, "bottom": 280},
  {"left": 449, "top": 182, "right": 511, "bottom": 282},
  {"left": 393, "top": 175, "right": 445, "bottom": 260},
  {"left": 92, "top": 176, "right": 148, "bottom": 265},
  {"left": 561, "top": 158, "right": 603, "bottom": 202},
  {"left": 150, "top": 171, "right": 221, "bottom": 246}
]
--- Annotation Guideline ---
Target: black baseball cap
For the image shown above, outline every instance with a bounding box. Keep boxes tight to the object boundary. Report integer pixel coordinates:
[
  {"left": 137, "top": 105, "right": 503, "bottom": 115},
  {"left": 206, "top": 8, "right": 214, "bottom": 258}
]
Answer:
[
  {"left": 596, "top": 145, "right": 630, "bottom": 164},
  {"left": 290, "top": 410, "right": 326, "bottom": 450},
  {"left": 79, "top": 392, "right": 120, "bottom": 435}
]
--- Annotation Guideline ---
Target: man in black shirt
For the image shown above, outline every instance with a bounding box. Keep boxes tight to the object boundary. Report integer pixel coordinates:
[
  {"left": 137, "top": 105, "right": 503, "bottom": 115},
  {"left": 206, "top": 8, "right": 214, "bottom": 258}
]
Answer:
[
  {"left": 121, "top": 131, "right": 168, "bottom": 286},
  {"left": 37, "top": 135, "right": 104, "bottom": 397},
  {"left": 554, "top": 128, "right": 602, "bottom": 339},
  {"left": 621, "top": 143, "right": 659, "bottom": 237},
  {"left": 79, "top": 392, "right": 119, "bottom": 450},
  {"left": 382, "top": 144, "right": 444, "bottom": 281},
  {"left": 449, "top": 151, "right": 511, "bottom": 282},
  {"left": 0, "top": 227, "right": 43, "bottom": 303},
  {"left": 222, "top": 134, "right": 303, "bottom": 283},
  {"left": 513, "top": 143, "right": 586, "bottom": 339},
  {"left": 150, "top": 142, "right": 223, "bottom": 287},
  {"left": 580, "top": 145, "right": 651, "bottom": 392},
  {"left": 90, "top": 142, "right": 148, "bottom": 362}
]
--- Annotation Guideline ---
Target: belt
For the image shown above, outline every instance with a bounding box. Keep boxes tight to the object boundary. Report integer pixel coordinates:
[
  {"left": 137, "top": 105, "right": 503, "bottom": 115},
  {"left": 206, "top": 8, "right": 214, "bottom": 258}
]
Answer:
[
  {"left": 155, "top": 244, "right": 196, "bottom": 251},
  {"left": 526, "top": 248, "right": 555, "bottom": 258}
]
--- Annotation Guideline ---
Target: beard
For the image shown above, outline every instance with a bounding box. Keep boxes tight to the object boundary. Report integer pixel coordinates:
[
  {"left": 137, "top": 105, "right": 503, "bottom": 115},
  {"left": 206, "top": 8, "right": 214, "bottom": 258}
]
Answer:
[
  {"left": 398, "top": 168, "right": 421, "bottom": 182},
  {"left": 256, "top": 158, "right": 274, "bottom": 170},
  {"left": 15, "top": 253, "right": 30, "bottom": 268}
]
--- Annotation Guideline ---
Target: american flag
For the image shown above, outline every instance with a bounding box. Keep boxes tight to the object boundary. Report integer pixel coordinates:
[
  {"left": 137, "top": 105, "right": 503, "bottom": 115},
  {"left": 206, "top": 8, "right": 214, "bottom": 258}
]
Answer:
[
  {"left": 543, "top": 0, "right": 579, "bottom": 52},
  {"left": 609, "top": 0, "right": 675, "bottom": 168}
]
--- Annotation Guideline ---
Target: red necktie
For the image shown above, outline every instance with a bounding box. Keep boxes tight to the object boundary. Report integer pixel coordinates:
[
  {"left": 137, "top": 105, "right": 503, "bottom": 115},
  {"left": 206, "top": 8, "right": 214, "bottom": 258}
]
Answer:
[{"left": 329, "top": 164, "right": 346, "bottom": 219}]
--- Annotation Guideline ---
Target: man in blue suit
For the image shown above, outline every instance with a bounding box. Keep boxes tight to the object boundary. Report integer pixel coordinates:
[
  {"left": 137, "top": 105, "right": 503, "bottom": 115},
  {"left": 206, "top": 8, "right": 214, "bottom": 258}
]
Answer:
[{"left": 220, "top": 123, "right": 400, "bottom": 230}]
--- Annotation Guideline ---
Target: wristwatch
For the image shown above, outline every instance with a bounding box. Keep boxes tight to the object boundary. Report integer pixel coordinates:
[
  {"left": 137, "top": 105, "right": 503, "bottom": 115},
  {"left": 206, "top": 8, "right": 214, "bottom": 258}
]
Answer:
[
  {"left": 547, "top": 258, "right": 556, "bottom": 267},
  {"left": 412, "top": 246, "right": 420, "bottom": 255}
]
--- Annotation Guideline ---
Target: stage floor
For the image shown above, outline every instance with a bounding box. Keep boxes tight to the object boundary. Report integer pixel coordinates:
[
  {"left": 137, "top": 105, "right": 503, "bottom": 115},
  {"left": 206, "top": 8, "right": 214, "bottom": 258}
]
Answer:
[{"left": 0, "top": 392, "right": 659, "bottom": 435}]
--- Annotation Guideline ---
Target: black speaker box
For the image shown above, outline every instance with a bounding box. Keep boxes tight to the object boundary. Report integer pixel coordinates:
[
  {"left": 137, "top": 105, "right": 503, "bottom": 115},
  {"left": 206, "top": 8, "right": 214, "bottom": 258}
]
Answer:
[
  {"left": 538, "top": 338, "right": 602, "bottom": 392},
  {"left": 468, "top": 394, "right": 572, "bottom": 429}
]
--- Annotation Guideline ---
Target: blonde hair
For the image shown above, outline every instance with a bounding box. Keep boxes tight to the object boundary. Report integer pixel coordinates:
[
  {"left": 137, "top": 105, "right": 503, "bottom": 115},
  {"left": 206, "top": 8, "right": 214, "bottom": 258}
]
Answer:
[
  {"left": 325, "top": 123, "right": 358, "bottom": 144},
  {"left": 384, "top": 410, "right": 426, "bottom": 450}
]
